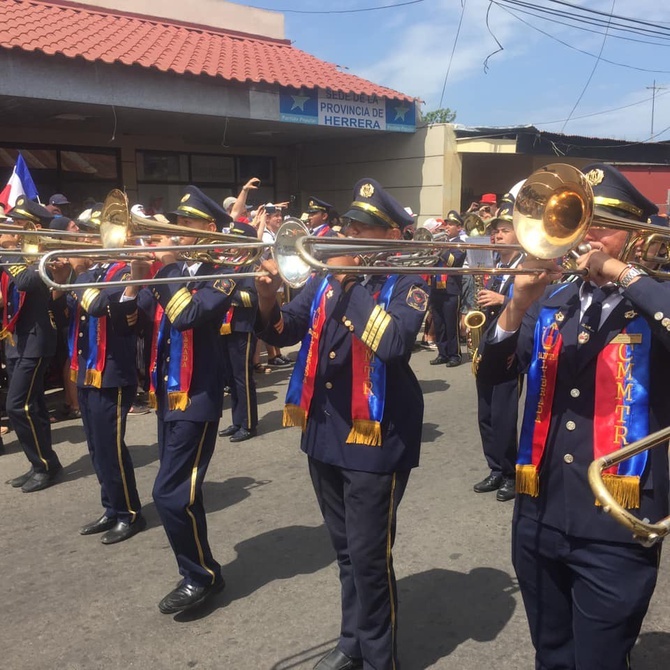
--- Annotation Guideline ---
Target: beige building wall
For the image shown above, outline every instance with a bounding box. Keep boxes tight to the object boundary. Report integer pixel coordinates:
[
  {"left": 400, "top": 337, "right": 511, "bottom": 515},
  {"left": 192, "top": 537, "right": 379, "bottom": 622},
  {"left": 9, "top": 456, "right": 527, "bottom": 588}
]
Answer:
[
  {"left": 75, "top": 0, "right": 285, "bottom": 38},
  {"left": 294, "top": 125, "right": 462, "bottom": 225}
]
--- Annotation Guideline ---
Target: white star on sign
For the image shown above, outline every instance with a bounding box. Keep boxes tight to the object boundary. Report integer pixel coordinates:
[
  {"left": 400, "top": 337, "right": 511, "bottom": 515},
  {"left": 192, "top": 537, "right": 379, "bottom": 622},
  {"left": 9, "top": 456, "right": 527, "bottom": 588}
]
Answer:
[
  {"left": 394, "top": 104, "right": 410, "bottom": 121},
  {"left": 291, "top": 95, "right": 310, "bottom": 111}
]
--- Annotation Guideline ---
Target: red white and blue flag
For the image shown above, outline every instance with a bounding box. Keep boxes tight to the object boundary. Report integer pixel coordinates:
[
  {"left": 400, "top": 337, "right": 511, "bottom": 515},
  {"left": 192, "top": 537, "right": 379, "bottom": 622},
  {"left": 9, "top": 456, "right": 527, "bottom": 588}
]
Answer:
[{"left": 0, "top": 154, "right": 39, "bottom": 212}]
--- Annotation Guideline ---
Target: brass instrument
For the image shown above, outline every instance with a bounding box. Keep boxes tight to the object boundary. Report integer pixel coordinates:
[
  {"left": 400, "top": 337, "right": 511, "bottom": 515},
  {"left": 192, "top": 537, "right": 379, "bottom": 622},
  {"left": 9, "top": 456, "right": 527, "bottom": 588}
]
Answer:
[
  {"left": 463, "top": 212, "right": 488, "bottom": 237},
  {"left": 514, "top": 163, "right": 670, "bottom": 270},
  {"left": 463, "top": 310, "right": 486, "bottom": 374},
  {"left": 588, "top": 427, "right": 670, "bottom": 546}
]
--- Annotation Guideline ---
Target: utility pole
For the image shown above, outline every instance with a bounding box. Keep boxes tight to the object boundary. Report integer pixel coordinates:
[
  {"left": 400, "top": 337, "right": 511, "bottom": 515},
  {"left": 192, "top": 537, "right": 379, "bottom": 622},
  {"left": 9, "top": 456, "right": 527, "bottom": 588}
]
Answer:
[{"left": 646, "top": 80, "right": 666, "bottom": 137}]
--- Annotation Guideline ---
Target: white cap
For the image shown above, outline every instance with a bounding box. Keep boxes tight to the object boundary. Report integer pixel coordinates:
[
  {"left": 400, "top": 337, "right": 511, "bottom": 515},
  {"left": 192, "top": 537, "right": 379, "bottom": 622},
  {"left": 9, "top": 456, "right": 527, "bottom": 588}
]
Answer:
[{"left": 404, "top": 206, "right": 417, "bottom": 218}]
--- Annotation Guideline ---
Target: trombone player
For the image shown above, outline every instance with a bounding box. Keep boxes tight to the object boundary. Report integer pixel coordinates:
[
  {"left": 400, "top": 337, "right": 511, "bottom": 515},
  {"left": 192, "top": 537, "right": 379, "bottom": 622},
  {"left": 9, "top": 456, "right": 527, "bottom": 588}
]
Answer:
[{"left": 477, "top": 164, "right": 670, "bottom": 670}]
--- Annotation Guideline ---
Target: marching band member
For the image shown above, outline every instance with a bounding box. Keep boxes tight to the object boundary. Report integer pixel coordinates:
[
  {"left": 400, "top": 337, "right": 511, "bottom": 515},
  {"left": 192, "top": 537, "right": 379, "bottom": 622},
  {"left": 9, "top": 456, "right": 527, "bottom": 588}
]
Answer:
[
  {"left": 429, "top": 211, "right": 466, "bottom": 367},
  {"left": 473, "top": 200, "right": 524, "bottom": 502},
  {"left": 2, "top": 197, "right": 62, "bottom": 493},
  {"left": 126, "top": 186, "right": 241, "bottom": 614},
  {"left": 218, "top": 221, "right": 259, "bottom": 443},
  {"left": 256, "top": 178, "right": 428, "bottom": 670},
  {"left": 69, "top": 257, "right": 145, "bottom": 543},
  {"left": 477, "top": 164, "right": 670, "bottom": 670}
]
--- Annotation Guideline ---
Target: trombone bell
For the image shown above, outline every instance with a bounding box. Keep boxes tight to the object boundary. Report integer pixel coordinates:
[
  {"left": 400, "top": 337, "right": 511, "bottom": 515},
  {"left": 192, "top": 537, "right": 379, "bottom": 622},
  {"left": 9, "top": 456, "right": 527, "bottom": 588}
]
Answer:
[{"left": 514, "top": 164, "right": 593, "bottom": 259}]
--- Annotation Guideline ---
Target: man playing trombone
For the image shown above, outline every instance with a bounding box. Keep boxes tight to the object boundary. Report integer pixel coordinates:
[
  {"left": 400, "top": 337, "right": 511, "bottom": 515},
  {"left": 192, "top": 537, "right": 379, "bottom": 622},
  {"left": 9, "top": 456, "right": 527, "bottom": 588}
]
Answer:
[
  {"left": 255, "top": 178, "right": 428, "bottom": 670},
  {"left": 477, "top": 163, "right": 670, "bottom": 670}
]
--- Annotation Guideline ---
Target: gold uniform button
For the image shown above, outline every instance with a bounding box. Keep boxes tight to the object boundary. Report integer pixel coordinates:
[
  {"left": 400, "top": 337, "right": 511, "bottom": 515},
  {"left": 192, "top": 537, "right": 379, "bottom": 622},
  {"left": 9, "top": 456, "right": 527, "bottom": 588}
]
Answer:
[
  {"left": 341, "top": 316, "right": 348, "bottom": 324},
  {"left": 325, "top": 382, "right": 333, "bottom": 390},
  {"left": 654, "top": 312, "right": 663, "bottom": 321},
  {"left": 564, "top": 453, "right": 574, "bottom": 464},
  {"left": 349, "top": 325, "right": 355, "bottom": 332},
  {"left": 166, "top": 339, "right": 171, "bottom": 345},
  {"left": 566, "top": 420, "right": 576, "bottom": 431},
  {"left": 663, "top": 318, "right": 670, "bottom": 328},
  {"left": 329, "top": 351, "right": 336, "bottom": 359},
  {"left": 344, "top": 319, "right": 352, "bottom": 328},
  {"left": 80, "top": 316, "right": 86, "bottom": 321},
  {"left": 164, "top": 375, "right": 169, "bottom": 382},
  {"left": 77, "top": 349, "right": 82, "bottom": 355},
  {"left": 166, "top": 357, "right": 171, "bottom": 362},
  {"left": 78, "top": 332, "right": 83, "bottom": 338},
  {"left": 570, "top": 388, "right": 580, "bottom": 398}
]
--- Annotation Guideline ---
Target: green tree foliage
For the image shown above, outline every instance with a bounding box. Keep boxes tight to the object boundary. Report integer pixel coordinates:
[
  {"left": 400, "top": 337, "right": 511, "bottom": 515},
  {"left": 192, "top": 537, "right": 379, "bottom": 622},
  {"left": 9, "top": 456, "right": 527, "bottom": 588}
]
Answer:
[{"left": 422, "top": 108, "right": 456, "bottom": 124}]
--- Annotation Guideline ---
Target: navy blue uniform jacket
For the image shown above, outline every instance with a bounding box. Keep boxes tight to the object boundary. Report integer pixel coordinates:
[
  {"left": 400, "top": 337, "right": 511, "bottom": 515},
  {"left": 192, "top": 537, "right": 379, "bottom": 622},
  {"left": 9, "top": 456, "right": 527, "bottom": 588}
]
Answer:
[
  {"left": 68, "top": 264, "right": 138, "bottom": 388},
  {"left": 430, "top": 244, "right": 466, "bottom": 296},
  {"left": 478, "top": 277, "right": 670, "bottom": 544},
  {"left": 138, "top": 262, "right": 240, "bottom": 423},
  {"left": 259, "top": 274, "right": 428, "bottom": 474},
  {"left": 1, "top": 262, "right": 56, "bottom": 359}
]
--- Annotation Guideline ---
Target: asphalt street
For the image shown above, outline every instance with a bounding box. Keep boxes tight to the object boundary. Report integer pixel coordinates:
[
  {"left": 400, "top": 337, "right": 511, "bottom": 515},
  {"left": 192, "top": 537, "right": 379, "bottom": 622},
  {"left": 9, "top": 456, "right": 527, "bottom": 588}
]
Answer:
[{"left": 1, "top": 346, "right": 668, "bottom": 670}]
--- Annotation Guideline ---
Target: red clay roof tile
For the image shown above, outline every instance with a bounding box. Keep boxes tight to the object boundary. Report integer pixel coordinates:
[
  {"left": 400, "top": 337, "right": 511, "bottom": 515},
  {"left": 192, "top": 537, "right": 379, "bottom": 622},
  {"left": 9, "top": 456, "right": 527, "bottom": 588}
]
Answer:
[{"left": 1, "top": 0, "right": 414, "bottom": 101}]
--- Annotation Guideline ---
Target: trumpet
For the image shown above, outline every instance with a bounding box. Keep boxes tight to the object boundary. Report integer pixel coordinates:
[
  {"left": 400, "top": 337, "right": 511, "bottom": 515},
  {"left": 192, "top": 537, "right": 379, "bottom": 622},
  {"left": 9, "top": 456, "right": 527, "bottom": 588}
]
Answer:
[{"left": 588, "top": 426, "right": 670, "bottom": 546}]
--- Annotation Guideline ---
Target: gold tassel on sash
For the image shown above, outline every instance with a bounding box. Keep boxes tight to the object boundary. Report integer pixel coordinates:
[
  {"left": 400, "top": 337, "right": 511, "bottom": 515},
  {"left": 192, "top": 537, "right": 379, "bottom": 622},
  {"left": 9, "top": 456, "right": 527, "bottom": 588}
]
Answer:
[
  {"left": 220, "top": 323, "right": 232, "bottom": 335},
  {"left": 85, "top": 369, "right": 103, "bottom": 388},
  {"left": 516, "top": 464, "right": 540, "bottom": 497},
  {"left": 167, "top": 391, "right": 189, "bottom": 411},
  {"left": 70, "top": 368, "right": 78, "bottom": 383},
  {"left": 346, "top": 419, "right": 382, "bottom": 447},
  {"left": 148, "top": 391, "right": 158, "bottom": 409},
  {"left": 0, "top": 329, "right": 15, "bottom": 346},
  {"left": 283, "top": 404, "right": 307, "bottom": 430},
  {"left": 597, "top": 474, "right": 641, "bottom": 509}
]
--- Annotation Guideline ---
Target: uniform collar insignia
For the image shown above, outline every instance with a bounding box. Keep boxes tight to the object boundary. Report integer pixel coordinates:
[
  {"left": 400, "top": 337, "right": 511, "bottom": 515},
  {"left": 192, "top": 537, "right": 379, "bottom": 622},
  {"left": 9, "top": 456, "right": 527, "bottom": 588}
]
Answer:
[
  {"left": 555, "top": 311, "right": 565, "bottom": 322},
  {"left": 624, "top": 310, "right": 637, "bottom": 319}
]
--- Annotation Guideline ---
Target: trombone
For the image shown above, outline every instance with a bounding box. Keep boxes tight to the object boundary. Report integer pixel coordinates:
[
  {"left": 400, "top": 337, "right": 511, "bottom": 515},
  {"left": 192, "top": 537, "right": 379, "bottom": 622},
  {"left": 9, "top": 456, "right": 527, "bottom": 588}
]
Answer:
[{"left": 588, "top": 427, "right": 670, "bottom": 546}]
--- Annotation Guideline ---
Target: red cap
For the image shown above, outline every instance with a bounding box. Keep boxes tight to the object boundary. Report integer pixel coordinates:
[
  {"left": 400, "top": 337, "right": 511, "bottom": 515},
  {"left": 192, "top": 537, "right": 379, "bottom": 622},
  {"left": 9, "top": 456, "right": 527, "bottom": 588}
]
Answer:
[{"left": 480, "top": 193, "right": 497, "bottom": 205}]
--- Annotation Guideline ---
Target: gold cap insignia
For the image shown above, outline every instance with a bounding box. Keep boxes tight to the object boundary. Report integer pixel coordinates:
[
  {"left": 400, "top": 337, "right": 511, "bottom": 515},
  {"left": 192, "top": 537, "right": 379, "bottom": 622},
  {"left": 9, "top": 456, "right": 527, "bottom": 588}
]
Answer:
[
  {"left": 309, "top": 200, "right": 316, "bottom": 208},
  {"left": 181, "top": 193, "right": 191, "bottom": 203},
  {"left": 586, "top": 169, "right": 604, "bottom": 187},
  {"left": 359, "top": 183, "right": 375, "bottom": 198},
  {"left": 16, "top": 196, "right": 24, "bottom": 205},
  {"left": 92, "top": 210, "right": 101, "bottom": 218}
]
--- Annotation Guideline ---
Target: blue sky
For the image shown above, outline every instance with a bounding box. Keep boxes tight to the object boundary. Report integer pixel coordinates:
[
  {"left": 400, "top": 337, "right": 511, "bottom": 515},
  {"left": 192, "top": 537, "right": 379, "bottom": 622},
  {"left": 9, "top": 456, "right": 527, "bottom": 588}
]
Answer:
[{"left": 246, "top": 1, "right": 670, "bottom": 141}]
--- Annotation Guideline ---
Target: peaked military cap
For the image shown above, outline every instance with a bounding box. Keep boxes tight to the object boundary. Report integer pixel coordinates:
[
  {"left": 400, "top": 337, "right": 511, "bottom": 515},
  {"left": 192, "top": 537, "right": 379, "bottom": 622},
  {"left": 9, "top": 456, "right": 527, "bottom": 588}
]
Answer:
[
  {"left": 77, "top": 203, "right": 104, "bottom": 230},
  {"left": 343, "top": 178, "right": 414, "bottom": 231},
  {"left": 490, "top": 203, "right": 515, "bottom": 229},
  {"left": 582, "top": 163, "right": 658, "bottom": 222},
  {"left": 446, "top": 210, "right": 463, "bottom": 226},
  {"left": 8, "top": 196, "right": 53, "bottom": 225},
  {"left": 170, "top": 185, "right": 233, "bottom": 231},
  {"left": 229, "top": 221, "right": 258, "bottom": 238},
  {"left": 306, "top": 196, "right": 332, "bottom": 214}
]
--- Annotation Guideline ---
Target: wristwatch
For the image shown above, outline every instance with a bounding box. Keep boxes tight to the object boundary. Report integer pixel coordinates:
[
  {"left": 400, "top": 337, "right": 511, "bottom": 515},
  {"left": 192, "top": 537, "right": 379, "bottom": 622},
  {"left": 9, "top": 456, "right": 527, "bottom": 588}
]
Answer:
[{"left": 617, "top": 264, "right": 648, "bottom": 288}]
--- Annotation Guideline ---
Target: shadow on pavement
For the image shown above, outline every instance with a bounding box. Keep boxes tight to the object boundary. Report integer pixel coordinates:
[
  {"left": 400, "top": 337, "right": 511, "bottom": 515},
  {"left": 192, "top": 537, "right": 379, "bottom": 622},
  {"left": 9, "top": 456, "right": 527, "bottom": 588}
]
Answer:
[
  {"left": 634, "top": 631, "right": 670, "bottom": 669},
  {"left": 397, "top": 567, "right": 518, "bottom": 669},
  {"left": 421, "top": 422, "right": 444, "bottom": 443},
  {"left": 142, "top": 475, "right": 271, "bottom": 532},
  {"left": 175, "top": 524, "right": 334, "bottom": 622},
  {"left": 419, "top": 379, "right": 450, "bottom": 395}
]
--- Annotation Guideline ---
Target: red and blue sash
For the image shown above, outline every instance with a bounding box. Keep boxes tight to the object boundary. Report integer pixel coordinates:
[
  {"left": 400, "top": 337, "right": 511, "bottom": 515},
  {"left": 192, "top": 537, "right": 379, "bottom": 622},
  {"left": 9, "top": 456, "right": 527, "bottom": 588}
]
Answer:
[
  {"left": 220, "top": 307, "right": 234, "bottom": 335},
  {"left": 148, "top": 301, "right": 193, "bottom": 411},
  {"left": 0, "top": 271, "right": 26, "bottom": 344},
  {"left": 283, "top": 275, "right": 398, "bottom": 446},
  {"left": 518, "top": 303, "right": 650, "bottom": 508},
  {"left": 69, "top": 262, "right": 126, "bottom": 388}
]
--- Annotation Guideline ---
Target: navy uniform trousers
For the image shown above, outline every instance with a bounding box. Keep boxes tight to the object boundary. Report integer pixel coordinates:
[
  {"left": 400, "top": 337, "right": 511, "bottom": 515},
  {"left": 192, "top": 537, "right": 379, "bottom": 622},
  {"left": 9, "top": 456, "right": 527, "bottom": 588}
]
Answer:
[
  {"left": 430, "top": 290, "right": 461, "bottom": 359},
  {"left": 309, "top": 459, "right": 410, "bottom": 669},
  {"left": 79, "top": 385, "right": 141, "bottom": 523},
  {"left": 475, "top": 376, "right": 519, "bottom": 479},
  {"left": 221, "top": 331, "right": 258, "bottom": 431},
  {"left": 153, "top": 418, "right": 221, "bottom": 587},
  {"left": 6, "top": 356, "right": 58, "bottom": 473}
]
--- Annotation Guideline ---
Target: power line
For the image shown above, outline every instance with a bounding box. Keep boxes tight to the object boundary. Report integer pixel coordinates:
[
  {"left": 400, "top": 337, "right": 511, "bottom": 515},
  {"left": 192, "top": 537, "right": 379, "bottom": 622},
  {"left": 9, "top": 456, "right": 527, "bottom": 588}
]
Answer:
[
  {"left": 438, "top": 0, "right": 468, "bottom": 109},
  {"left": 560, "top": 0, "right": 616, "bottom": 133},
  {"left": 247, "top": 0, "right": 425, "bottom": 14},
  {"left": 494, "top": 3, "right": 670, "bottom": 74}
]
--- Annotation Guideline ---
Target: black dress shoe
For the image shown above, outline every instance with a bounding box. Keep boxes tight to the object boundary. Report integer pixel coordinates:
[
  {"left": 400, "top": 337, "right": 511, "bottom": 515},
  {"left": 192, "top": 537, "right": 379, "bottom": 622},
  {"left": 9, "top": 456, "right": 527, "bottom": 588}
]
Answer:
[
  {"left": 21, "top": 462, "right": 63, "bottom": 493},
  {"left": 80, "top": 514, "right": 117, "bottom": 536},
  {"left": 7, "top": 467, "right": 34, "bottom": 488},
  {"left": 473, "top": 473, "right": 503, "bottom": 493},
  {"left": 229, "top": 427, "right": 257, "bottom": 443},
  {"left": 101, "top": 514, "right": 147, "bottom": 545},
  {"left": 218, "top": 424, "right": 239, "bottom": 437},
  {"left": 313, "top": 647, "right": 363, "bottom": 670},
  {"left": 496, "top": 478, "right": 516, "bottom": 502},
  {"left": 430, "top": 355, "right": 448, "bottom": 365},
  {"left": 158, "top": 576, "right": 226, "bottom": 614},
  {"left": 445, "top": 357, "right": 462, "bottom": 367}
]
